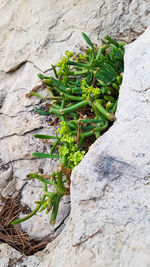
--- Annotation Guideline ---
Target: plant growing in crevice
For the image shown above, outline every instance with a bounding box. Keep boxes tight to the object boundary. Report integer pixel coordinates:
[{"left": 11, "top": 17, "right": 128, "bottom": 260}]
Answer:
[{"left": 11, "top": 33, "right": 125, "bottom": 225}]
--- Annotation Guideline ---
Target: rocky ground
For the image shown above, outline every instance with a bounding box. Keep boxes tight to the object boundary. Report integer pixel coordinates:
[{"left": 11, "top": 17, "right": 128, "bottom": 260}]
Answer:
[{"left": 0, "top": 0, "right": 150, "bottom": 266}]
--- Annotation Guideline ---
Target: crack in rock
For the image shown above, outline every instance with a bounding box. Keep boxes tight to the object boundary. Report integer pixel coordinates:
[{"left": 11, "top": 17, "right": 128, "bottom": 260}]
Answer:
[{"left": 0, "top": 126, "right": 44, "bottom": 140}]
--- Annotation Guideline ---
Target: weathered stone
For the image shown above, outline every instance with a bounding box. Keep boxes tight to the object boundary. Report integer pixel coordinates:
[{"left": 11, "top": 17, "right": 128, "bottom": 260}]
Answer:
[
  {"left": 0, "top": 243, "right": 41, "bottom": 267},
  {"left": 0, "top": 0, "right": 150, "bottom": 74}
]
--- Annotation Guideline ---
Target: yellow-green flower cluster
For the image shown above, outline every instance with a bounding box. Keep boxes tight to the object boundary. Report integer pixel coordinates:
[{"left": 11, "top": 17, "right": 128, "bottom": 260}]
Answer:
[
  {"left": 56, "top": 56, "right": 68, "bottom": 70},
  {"left": 57, "top": 122, "right": 69, "bottom": 136},
  {"left": 78, "top": 54, "right": 88, "bottom": 60},
  {"left": 57, "top": 123, "right": 85, "bottom": 169},
  {"left": 59, "top": 146, "right": 69, "bottom": 157},
  {"left": 68, "top": 150, "right": 85, "bottom": 169},
  {"left": 65, "top": 51, "right": 74, "bottom": 58},
  {"left": 58, "top": 140, "right": 84, "bottom": 169},
  {"left": 61, "top": 134, "right": 76, "bottom": 144},
  {"left": 81, "top": 79, "right": 100, "bottom": 100},
  {"left": 56, "top": 51, "right": 74, "bottom": 77},
  {"left": 73, "top": 54, "right": 88, "bottom": 62}
]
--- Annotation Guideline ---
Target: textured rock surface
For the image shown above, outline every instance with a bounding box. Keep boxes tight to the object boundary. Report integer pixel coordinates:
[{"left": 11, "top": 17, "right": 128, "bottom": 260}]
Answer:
[
  {"left": 0, "top": 0, "right": 150, "bottom": 266},
  {"left": 38, "top": 28, "right": 150, "bottom": 267},
  {"left": 0, "top": 243, "right": 42, "bottom": 267},
  {"left": 0, "top": 0, "right": 149, "bottom": 74}
]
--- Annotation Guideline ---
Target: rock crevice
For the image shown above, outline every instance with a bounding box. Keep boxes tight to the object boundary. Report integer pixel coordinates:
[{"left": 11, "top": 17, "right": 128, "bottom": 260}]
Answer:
[{"left": 0, "top": 0, "right": 150, "bottom": 266}]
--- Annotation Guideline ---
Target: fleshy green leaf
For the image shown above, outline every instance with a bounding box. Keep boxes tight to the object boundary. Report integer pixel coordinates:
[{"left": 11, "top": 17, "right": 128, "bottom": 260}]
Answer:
[
  {"left": 32, "top": 152, "right": 59, "bottom": 159},
  {"left": 82, "top": 32, "right": 94, "bottom": 50},
  {"left": 34, "top": 134, "right": 57, "bottom": 139}
]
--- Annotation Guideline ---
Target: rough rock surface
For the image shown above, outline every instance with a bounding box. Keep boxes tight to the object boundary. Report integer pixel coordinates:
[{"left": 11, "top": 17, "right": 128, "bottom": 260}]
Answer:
[
  {"left": 0, "top": 0, "right": 150, "bottom": 266},
  {"left": 0, "top": 243, "right": 41, "bottom": 267},
  {"left": 0, "top": 0, "right": 150, "bottom": 73}
]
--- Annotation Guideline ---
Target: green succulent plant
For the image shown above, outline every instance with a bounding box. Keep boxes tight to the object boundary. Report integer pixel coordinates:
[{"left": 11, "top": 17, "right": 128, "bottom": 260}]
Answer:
[{"left": 11, "top": 32, "right": 125, "bottom": 225}]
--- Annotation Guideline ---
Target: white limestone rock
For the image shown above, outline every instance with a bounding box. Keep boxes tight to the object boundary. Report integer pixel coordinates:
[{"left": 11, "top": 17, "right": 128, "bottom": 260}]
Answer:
[
  {"left": 0, "top": 243, "right": 41, "bottom": 267},
  {"left": 0, "top": 0, "right": 150, "bottom": 73}
]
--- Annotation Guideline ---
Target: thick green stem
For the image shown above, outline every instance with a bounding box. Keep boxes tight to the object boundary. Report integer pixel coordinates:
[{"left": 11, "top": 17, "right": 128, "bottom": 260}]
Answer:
[
  {"left": 63, "top": 93, "right": 84, "bottom": 101},
  {"left": 79, "top": 118, "right": 106, "bottom": 124},
  {"left": 34, "top": 108, "right": 49, "bottom": 116},
  {"left": 30, "top": 92, "right": 45, "bottom": 98},
  {"left": 50, "top": 77, "right": 67, "bottom": 92},
  {"left": 52, "top": 103, "right": 78, "bottom": 119},
  {"left": 28, "top": 173, "right": 56, "bottom": 186},
  {"left": 38, "top": 73, "right": 51, "bottom": 80},
  {"left": 11, "top": 190, "right": 46, "bottom": 225},
  {"left": 110, "top": 98, "right": 118, "bottom": 113},
  {"left": 68, "top": 70, "right": 89, "bottom": 75},
  {"left": 67, "top": 60, "right": 88, "bottom": 67},
  {"left": 95, "top": 131, "right": 101, "bottom": 138},
  {"left": 57, "top": 171, "right": 66, "bottom": 193},
  {"left": 44, "top": 192, "right": 56, "bottom": 197},
  {"left": 106, "top": 101, "right": 114, "bottom": 111},
  {"left": 96, "top": 45, "right": 108, "bottom": 60},
  {"left": 92, "top": 105, "right": 105, "bottom": 120},
  {"left": 81, "top": 122, "right": 108, "bottom": 138},
  {"left": 53, "top": 86, "right": 84, "bottom": 101},
  {"left": 60, "top": 100, "right": 88, "bottom": 115},
  {"left": 93, "top": 100, "right": 116, "bottom": 121},
  {"left": 49, "top": 107, "right": 63, "bottom": 117},
  {"left": 50, "top": 193, "right": 63, "bottom": 224},
  {"left": 50, "top": 139, "right": 59, "bottom": 156}
]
